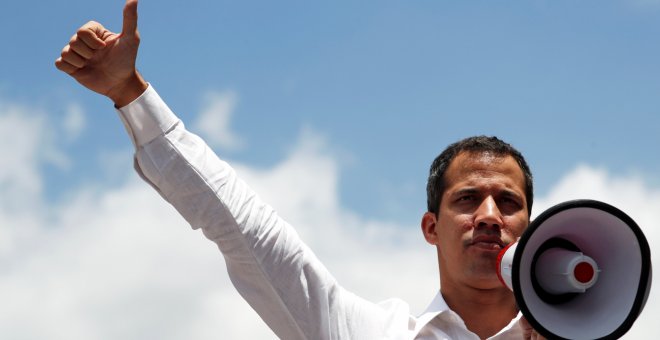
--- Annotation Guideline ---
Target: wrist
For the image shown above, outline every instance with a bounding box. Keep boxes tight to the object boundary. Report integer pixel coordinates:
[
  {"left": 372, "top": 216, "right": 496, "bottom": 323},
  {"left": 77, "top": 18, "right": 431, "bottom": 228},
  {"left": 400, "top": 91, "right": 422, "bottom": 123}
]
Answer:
[{"left": 109, "top": 71, "right": 149, "bottom": 108}]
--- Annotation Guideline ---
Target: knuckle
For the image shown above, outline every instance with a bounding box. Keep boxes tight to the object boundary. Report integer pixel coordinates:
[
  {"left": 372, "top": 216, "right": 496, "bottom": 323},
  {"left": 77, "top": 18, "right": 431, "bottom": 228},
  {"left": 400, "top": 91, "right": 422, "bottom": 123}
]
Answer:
[
  {"left": 79, "top": 22, "right": 100, "bottom": 36},
  {"left": 83, "top": 20, "right": 100, "bottom": 28}
]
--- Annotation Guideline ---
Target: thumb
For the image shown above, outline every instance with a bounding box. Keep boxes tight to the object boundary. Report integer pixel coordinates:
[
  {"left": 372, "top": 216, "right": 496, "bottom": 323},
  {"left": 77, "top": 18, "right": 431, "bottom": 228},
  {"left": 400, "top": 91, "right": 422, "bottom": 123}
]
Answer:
[{"left": 122, "top": 0, "right": 139, "bottom": 37}]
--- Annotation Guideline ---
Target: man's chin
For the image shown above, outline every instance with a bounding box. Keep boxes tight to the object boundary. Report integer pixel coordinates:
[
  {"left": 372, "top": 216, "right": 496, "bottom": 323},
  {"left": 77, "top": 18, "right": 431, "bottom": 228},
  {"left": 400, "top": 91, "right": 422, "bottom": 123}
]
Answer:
[
  {"left": 467, "top": 262, "right": 504, "bottom": 287},
  {"left": 471, "top": 276, "right": 508, "bottom": 291}
]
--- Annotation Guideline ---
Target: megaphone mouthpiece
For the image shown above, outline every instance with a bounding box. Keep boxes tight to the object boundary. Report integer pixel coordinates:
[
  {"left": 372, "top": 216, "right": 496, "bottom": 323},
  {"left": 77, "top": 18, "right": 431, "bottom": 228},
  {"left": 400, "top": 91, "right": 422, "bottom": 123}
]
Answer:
[{"left": 535, "top": 247, "right": 599, "bottom": 295}]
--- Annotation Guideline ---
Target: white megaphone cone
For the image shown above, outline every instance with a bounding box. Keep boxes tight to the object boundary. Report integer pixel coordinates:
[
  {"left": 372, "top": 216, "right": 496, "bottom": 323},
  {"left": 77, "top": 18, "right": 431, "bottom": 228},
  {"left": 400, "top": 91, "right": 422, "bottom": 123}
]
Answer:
[{"left": 496, "top": 199, "right": 652, "bottom": 340}]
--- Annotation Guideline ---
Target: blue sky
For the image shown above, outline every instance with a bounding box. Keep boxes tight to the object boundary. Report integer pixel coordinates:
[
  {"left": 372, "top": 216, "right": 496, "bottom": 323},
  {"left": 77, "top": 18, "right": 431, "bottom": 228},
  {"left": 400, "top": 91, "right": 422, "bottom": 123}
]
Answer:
[
  {"left": 4, "top": 0, "right": 660, "bottom": 222},
  {"left": 1, "top": 1, "right": 659, "bottom": 338}
]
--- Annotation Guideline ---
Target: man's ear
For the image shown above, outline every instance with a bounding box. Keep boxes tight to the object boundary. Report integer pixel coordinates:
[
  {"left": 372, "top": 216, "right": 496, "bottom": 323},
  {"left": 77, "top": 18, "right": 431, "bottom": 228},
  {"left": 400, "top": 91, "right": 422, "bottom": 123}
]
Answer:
[{"left": 421, "top": 212, "right": 440, "bottom": 245}]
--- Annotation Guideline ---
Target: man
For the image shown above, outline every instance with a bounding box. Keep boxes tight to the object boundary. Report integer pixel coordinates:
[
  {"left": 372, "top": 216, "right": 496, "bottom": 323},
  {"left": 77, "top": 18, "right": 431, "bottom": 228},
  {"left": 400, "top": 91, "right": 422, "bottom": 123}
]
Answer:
[{"left": 56, "top": 1, "right": 543, "bottom": 339}]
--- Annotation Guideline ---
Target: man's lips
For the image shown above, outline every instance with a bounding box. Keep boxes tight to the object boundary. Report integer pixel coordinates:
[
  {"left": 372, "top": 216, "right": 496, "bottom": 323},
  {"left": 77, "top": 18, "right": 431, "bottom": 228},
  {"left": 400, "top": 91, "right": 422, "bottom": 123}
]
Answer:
[{"left": 470, "top": 235, "right": 505, "bottom": 250}]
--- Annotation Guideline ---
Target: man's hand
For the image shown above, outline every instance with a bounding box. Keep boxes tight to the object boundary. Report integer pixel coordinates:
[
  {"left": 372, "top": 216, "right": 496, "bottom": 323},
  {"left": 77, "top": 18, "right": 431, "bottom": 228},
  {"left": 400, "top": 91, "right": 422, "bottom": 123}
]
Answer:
[
  {"left": 55, "top": 0, "right": 147, "bottom": 107},
  {"left": 520, "top": 317, "right": 547, "bottom": 340}
]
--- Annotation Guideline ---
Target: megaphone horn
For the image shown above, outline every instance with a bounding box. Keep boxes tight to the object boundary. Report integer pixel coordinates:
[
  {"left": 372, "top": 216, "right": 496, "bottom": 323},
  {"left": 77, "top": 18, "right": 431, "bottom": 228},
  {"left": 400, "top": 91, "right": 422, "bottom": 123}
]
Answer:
[{"left": 496, "top": 199, "right": 652, "bottom": 340}]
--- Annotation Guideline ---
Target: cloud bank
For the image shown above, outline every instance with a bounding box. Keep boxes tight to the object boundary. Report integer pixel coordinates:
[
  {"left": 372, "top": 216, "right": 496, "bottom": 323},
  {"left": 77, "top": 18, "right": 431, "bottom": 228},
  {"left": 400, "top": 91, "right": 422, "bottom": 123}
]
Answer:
[{"left": 0, "top": 96, "right": 656, "bottom": 339}]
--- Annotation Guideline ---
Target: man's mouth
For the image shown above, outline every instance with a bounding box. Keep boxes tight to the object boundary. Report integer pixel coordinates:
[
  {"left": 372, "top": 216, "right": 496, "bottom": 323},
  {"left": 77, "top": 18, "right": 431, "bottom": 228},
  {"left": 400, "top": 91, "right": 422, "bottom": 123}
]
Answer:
[{"left": 470, "top": 235, "right": 505, "bottom": 250}]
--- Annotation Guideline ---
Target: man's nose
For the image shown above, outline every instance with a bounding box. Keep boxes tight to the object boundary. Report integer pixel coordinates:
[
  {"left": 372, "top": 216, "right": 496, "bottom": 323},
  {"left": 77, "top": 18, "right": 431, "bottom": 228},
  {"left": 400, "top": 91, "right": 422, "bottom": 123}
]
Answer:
[{"left": 474, "top": 196, "right": 503, "bottom": 229}]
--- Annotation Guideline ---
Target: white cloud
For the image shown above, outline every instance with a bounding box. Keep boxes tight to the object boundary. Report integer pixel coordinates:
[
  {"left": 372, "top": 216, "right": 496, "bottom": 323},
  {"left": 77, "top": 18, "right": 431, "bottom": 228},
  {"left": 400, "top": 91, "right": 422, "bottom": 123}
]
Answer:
[
  {"left": 0, "top": 98, "right": 657, "bottom": 339},
  {"left": 0, "top": 100, "right": 47, "bottom": 214},
  {"left": 0, "top": 98, "right": 77, "bottom": 214},
  {"left": 63, "top": 103, "right": 86, "bottom": 142},
  {"left": 192, "top": 90, "right": 243, "bottom": 150}
]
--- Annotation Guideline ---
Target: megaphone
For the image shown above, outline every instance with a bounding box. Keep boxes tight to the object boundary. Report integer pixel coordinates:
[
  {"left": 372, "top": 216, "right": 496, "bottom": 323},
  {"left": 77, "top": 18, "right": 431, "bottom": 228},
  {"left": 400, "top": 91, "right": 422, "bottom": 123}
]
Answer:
[{"left": 497, "top": 199, "right": 652, "bottom": 340}]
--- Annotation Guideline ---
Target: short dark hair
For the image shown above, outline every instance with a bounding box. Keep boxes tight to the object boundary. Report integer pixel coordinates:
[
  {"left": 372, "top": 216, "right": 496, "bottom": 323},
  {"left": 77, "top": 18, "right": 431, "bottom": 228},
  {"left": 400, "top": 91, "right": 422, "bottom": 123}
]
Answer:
[{"left": 426, "top": 136, "right": 533, "bottom": 216}]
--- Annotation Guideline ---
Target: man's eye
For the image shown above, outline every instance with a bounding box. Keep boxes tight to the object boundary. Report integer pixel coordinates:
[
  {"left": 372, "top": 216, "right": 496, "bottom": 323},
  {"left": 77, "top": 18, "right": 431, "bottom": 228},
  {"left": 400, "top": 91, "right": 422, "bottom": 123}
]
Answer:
[
  {"left": 501, "top": 197, "right": 521, "bottom": 207},
  {"left": 458, "top": 195, "right": 475, "bottom": 202}
]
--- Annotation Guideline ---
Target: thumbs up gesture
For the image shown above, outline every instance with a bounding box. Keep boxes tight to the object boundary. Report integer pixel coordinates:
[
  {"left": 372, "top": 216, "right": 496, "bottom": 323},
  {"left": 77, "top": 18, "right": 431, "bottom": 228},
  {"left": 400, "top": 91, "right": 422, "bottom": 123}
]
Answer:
[{"left": 55, "top": 0, "right": 147, "bottom": 107}]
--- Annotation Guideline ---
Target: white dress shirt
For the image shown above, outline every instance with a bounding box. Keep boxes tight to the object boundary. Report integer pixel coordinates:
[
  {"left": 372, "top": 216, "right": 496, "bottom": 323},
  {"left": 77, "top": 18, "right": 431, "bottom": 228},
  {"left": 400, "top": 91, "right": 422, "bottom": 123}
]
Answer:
[{"left": 116, "top": 85, "right": 524, "bottom": 340}]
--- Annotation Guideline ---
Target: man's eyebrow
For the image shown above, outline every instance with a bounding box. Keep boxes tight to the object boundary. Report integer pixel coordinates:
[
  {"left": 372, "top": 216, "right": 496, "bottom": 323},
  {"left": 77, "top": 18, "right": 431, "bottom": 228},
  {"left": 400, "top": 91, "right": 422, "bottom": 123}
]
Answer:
[
  {"left": 500, "top": 189, "right": 523, "bottom": 199},
  {"left": 452, "top": 188, "right": 479, "bottom": 196},
  {"left": 451, "top": 187, "right": 522, "bottom": 198}
]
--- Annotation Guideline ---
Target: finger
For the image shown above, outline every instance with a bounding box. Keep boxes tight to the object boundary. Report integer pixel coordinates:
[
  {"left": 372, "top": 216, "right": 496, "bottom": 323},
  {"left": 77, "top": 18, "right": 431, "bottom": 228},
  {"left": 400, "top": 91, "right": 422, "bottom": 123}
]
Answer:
[
  {"left": 78, "top": 21, "right": 111, "bottom": 46},
  {"left": 68, "top": 36, "right": 96, "bottom": 59},
  {"left": 55, "top": 57, "right": 80, "bottom": 75},
  {"left": 60, "top": 45, "right": 87, "bottom": 69},
  {"left": 519, "top": 317, "right": 533, "bottom": 340},
  {"left": 122, "top": 0, "right": 139, "bottom": 37}
]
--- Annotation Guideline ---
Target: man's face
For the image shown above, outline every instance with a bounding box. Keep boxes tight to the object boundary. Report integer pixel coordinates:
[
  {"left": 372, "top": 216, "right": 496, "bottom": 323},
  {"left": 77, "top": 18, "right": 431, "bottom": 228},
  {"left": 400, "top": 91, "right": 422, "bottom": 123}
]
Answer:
[{"left": 423, "top": 151, "right": 530, "bottom": 289}]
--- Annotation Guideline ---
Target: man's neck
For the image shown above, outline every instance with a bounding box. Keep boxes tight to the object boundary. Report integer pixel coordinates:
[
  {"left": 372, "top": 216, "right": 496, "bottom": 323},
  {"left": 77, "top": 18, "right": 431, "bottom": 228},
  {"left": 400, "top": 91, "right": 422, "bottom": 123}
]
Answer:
[{"left": 441, "top": 283, "right": 518, "bottom": 339}]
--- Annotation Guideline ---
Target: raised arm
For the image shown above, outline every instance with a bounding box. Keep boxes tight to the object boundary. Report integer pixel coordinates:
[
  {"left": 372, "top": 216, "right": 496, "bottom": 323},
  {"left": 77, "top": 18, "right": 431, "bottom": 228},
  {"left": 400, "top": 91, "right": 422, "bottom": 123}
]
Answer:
[
  {"left": 55, "top": 0, "right": 147, "bottom": 107},
  {"left": 54, "top": 2, "right": 403, "bottom": 339}
]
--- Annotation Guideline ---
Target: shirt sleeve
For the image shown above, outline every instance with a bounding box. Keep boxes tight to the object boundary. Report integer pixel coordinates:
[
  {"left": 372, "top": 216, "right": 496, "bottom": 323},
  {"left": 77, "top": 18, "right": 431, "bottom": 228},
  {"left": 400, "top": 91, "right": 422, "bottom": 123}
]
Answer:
[{"left": 116, "top": 85, "right": 401, "bottom": 340}]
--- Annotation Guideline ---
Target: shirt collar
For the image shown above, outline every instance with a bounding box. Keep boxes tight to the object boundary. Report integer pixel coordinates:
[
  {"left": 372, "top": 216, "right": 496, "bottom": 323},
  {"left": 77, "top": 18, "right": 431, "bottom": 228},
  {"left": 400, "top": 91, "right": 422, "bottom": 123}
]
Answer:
[
  {"left": 421, "top": 291, "right": 450, "bottom": 315},
  {"left": 413, "top": 291, "right": 524, "bottom": 338},
  {"left": 412, "top": 291, "right": 453, "bottom": 334}
]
